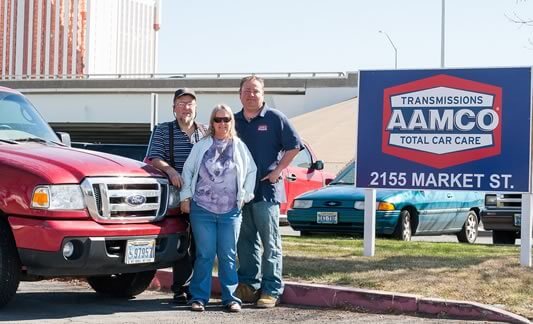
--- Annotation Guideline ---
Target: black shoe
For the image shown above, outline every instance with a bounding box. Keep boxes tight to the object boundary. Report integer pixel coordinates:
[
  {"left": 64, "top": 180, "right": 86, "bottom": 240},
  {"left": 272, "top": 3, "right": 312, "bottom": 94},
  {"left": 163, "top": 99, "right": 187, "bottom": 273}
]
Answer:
[{"left": 173, "top": 292, "right": 189, "bottom": 304}]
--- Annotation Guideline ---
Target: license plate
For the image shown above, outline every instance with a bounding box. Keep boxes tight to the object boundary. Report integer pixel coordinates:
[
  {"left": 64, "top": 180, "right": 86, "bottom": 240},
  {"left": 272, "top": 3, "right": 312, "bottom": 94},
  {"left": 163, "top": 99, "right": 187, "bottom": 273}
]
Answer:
[
  {"left": 317, "top": 211, "right": 338, "bottom": 224},
  {"left": 125, "top": 239, "right": 155, "bottom": 264},
  {"left": 514, "top": 213, "right": 521, "bottom": 227}
]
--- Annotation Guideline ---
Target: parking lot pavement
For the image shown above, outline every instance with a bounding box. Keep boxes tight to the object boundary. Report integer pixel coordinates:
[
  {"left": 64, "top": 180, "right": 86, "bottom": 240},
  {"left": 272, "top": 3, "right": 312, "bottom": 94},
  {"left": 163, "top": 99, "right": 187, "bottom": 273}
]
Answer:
[
  {"left": 151, "top": 270, "right": 528, "bottom": 324},
  {"left": 280, "top": 224, "right": 494, "bottom": 240},
  {"left": 1, "top": 281, "right": 507, "bottom": 324}
]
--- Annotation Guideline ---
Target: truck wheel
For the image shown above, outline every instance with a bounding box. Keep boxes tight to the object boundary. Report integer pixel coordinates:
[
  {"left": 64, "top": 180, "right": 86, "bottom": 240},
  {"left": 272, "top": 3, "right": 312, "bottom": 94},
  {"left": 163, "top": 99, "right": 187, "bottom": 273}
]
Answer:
[
  {"left": 0, "top": 220, "right": 21, "bottom": 308},
  {"left": 393, "top": 209, "right": 412, "bottom": 241},
  {"left": 87, "top": 270, "right": 156, "bottom": 298},
  {"left": 492, "top": 230, "right": 516, "bottom": 245},
  {"left": 457, "top": 211, "right": 478, "bottom": 244}
]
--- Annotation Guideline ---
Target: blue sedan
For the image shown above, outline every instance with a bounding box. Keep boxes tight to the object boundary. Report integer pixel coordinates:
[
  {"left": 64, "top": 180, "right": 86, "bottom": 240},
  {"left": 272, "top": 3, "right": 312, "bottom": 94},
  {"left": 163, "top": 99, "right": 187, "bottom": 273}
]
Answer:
[{"left": 287, "top": 162, "right": 484, "bottom": 243}]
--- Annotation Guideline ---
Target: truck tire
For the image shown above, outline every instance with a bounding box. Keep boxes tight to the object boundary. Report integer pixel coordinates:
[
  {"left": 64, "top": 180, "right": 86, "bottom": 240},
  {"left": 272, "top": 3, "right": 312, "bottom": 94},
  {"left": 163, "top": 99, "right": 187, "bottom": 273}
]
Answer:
[
  {"left": 456, "top": 211, "right": 478, "bottom": 244},
  {"left": 492, "top": 230, "right": 516, "bottom": 245},
  {"left": 0, "top": 220, "right": 21, "bottom": 308},
  {"left": 87, "top": 270, "right": 156, "bottom": 298},
  {"left": 392, "top": 209, "right": 412, "bottom": 241}
]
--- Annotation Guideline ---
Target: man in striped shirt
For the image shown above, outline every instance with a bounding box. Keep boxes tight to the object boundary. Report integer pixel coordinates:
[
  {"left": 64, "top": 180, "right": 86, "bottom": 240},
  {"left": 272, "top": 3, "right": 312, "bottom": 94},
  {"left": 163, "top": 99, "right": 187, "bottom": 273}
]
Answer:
[{"left": 146, "top": 88, "right": 207, "bottom": 304}]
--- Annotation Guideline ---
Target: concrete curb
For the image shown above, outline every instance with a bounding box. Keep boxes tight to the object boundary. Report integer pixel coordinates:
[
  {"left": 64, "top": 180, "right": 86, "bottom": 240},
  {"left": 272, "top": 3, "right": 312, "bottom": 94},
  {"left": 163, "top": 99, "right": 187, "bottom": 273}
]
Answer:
[{"left": 150, "top": 269, "right": 530, "bottom": 324}]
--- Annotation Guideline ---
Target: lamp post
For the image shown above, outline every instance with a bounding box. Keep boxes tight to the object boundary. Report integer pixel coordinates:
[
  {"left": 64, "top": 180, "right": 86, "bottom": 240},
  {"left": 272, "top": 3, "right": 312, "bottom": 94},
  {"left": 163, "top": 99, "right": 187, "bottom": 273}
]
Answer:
[
  {"left": 379, "top": 30, "right": 398, "bottom": 69},
  {"left": 441, "top": 0, "right": 445, "bottom": 68}
]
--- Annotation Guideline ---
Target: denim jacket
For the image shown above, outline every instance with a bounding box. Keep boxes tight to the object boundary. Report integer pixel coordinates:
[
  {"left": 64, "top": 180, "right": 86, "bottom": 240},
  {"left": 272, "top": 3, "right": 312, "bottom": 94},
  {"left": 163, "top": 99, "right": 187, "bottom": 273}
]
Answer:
[{"left": 180, "top": 136, "right": 257, "bottom": 207}]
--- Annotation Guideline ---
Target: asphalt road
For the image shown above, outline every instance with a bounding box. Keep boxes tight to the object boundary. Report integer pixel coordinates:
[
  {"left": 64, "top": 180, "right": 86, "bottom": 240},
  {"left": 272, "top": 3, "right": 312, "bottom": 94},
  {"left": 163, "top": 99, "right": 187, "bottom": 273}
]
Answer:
[
  {"left": 280, "top": 224, "right": 522, "bottom": 245},
  {"left": 0, "top": 281, "right": 500, "bottom": 324}
]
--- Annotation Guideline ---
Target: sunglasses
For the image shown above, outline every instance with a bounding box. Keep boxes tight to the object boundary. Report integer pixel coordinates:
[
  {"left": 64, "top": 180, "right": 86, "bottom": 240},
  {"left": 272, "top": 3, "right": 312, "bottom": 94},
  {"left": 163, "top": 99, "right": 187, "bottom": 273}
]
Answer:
[{"left": 213, "top": 117, "right": 232, "bottom": 123}]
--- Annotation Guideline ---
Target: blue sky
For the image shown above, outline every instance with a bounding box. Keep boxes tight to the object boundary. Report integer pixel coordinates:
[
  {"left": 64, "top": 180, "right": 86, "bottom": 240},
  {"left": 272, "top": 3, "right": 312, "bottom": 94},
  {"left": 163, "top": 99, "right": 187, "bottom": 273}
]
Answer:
[{"left": 157, "top": 0, "right": 533, "bottom": 74}]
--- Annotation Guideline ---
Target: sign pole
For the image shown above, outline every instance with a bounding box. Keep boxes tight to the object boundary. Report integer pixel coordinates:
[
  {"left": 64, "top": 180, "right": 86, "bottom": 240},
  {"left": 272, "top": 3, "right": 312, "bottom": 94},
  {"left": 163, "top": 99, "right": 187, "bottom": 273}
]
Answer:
[
  {"left": 521, "top": 193, "right": 532, "bottom": 267},
  {"left": 364, "top": 188, "right": 376, "bottom": 256}
]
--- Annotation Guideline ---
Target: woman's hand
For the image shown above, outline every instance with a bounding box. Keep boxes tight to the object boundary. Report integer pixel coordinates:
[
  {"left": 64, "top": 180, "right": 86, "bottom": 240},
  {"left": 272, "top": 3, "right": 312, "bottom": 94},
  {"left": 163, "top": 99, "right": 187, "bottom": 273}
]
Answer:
[{"left": 180, "top": 199, "right": 191, "bottom": 214}]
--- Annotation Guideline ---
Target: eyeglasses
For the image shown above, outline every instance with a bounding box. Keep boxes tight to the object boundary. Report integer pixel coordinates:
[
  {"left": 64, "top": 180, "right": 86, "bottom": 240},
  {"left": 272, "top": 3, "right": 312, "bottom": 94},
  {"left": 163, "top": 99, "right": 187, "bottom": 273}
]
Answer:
[
  {"left": 174, "top": 102, "right": 195, "bottom": 108},
  {"left": 213, "top": 117, "right": 232, "bottom": 123}
]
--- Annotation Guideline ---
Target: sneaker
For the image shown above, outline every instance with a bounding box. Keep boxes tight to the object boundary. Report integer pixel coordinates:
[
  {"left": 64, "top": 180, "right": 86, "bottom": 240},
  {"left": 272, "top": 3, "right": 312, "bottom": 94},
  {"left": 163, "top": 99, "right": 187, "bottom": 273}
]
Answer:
[
  {"left": 235, "top": 283, "right": 260, "bottom": 303},
  {"left": 255, "top": 293, "right": 279, "bottom": 308},
  {"left": 226, "top": 301, "right": 241, "bottom": 313},
  {"left": 190, "top": 301, "right": 205, "bottom": 312},
  {"left": 172, "top": 292, "right": 189, "bottom": 305}
]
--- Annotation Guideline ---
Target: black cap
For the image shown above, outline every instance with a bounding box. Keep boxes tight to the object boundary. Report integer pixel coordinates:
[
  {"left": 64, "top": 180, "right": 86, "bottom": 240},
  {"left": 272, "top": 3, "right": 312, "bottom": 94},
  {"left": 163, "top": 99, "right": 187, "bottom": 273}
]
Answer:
[{"left": 173, "top": 88, "right": 197, "bottom": 101}]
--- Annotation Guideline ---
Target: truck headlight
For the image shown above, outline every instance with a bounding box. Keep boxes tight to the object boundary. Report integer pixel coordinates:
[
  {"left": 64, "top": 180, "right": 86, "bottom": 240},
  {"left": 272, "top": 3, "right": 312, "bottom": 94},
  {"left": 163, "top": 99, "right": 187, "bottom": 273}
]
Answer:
[
  {"left": 292, "top": 199, "right": 313, "bottom": 209},
  {"left": 31, "top": 185, "right": 85, "bottom": 210},
  {"left": 168, "top": 185, "right": 180, "bottom": 209},
  {"left": 485, "top": 194, "right": 497, "bottom": 207}
]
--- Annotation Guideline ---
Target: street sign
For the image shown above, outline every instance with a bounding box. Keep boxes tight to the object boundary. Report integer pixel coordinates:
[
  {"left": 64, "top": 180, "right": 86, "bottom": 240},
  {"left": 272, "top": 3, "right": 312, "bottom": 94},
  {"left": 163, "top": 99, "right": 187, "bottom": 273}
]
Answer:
[{"left": 356, "top": 68, "right": 532, "bottom": 192}]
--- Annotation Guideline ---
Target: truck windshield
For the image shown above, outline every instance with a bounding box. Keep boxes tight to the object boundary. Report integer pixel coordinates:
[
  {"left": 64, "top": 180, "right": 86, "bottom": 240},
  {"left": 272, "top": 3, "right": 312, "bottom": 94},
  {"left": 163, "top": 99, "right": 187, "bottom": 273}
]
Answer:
[{"left": 0, "top": 91, "right": 60, "bottom": 143}]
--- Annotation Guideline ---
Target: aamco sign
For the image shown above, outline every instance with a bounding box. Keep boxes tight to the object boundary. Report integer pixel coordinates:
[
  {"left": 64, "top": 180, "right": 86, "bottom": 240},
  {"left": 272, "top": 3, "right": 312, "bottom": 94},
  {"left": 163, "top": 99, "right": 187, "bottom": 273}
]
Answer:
[
  {"left": 356, "top": 68, "right": 532, "bottom": 192},
  {"left": 382, "top": 74, "right": 502, "bottom": 169}
]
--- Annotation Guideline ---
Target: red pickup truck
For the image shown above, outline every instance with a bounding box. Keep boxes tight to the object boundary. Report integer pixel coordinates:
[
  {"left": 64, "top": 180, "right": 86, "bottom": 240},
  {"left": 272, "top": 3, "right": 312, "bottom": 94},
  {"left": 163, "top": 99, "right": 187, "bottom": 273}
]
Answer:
[{"left": 0, "top": 87, "right": 188, "bottom": 307}]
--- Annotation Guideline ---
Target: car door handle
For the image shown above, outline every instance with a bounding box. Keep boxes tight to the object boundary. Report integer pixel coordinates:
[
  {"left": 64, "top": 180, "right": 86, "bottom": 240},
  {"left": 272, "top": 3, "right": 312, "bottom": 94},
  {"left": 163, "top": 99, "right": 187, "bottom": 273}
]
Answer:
[
  {"left": 447, "top": 194, "right": 453, "bottom": 198},
  {"left": 286, "top": 174, "right": 297, "bottom": 182}
]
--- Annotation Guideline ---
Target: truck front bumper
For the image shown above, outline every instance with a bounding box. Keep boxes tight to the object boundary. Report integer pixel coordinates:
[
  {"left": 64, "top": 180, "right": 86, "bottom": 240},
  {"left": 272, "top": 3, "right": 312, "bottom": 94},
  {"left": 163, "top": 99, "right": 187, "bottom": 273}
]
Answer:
[
  {"left": 9, "top": 217, "right": 189, "bottom": 276},
  {"left": 481, "top": 208, "right": 521, "bottom": 231}
]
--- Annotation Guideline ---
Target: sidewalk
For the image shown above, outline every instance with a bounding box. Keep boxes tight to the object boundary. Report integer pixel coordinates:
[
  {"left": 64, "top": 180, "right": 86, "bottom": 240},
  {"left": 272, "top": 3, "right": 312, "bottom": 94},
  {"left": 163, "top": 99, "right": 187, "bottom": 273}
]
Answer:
[{"left": 149, "top": 269, "right": 530, "bottom": 324}]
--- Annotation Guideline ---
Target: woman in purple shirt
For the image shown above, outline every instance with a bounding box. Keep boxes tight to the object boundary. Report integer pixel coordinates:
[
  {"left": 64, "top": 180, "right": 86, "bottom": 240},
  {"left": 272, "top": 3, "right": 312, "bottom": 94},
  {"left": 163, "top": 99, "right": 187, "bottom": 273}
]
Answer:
[{"left": 180, "top": 104, "right": 257, "bottom": 312}]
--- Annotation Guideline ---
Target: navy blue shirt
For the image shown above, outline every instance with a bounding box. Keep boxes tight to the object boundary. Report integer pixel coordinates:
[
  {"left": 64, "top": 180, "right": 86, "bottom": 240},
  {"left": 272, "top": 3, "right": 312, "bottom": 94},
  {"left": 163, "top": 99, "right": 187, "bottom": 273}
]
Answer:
[{"left": 235, "top": 105, "right": 302, "bottom": 203}]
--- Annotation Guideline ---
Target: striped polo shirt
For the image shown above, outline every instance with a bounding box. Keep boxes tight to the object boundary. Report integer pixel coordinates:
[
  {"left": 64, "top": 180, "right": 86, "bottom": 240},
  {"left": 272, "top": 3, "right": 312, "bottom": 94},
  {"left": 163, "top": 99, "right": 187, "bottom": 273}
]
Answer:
[{"left": 146, "top": 120, "right": 208, "bottom": 173}]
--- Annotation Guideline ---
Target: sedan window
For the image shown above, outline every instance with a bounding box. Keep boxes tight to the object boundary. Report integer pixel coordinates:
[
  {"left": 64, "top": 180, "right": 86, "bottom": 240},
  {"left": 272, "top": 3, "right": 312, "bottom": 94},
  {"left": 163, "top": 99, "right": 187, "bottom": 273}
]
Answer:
[
  {"left": 290, "top": 146, "right": 312, "bottom": 169},
  {"left": 330, "top": 162, "right": 355, "bottom": 185}
]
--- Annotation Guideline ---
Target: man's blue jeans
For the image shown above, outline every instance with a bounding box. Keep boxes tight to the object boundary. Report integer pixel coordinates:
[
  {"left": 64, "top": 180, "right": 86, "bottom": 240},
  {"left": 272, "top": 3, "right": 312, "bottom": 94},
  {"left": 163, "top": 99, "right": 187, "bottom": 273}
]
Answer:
[
  {"left": 237, "top": 201, "right": 284, "bottom": 297},
  {"left": 189, "top": 202, "right": 242, "bottom": 305}
]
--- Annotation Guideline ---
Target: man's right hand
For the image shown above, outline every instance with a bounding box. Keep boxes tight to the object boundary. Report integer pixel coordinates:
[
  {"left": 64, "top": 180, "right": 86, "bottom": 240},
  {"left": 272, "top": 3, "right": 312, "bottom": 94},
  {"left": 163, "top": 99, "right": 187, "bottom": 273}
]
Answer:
[{"left": 166, "top": 168, "right": 183, "bottom": 188}]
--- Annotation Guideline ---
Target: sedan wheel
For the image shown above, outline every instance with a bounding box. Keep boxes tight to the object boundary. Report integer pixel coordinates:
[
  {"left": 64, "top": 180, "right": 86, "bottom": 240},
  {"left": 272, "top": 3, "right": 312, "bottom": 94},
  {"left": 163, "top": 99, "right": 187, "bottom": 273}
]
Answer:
[
  {"left": 393, "top": 210, "right": 412, "bottom": 241},
  {"left": 457, "top": 211, "right": 478, "bottom": 244}
]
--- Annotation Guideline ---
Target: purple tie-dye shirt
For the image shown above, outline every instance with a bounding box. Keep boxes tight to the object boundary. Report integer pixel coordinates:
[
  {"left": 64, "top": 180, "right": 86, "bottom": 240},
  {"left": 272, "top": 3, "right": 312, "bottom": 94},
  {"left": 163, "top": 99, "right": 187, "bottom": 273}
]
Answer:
[{"left": 194, "top": 138, "right": 238, "bottom": 214}]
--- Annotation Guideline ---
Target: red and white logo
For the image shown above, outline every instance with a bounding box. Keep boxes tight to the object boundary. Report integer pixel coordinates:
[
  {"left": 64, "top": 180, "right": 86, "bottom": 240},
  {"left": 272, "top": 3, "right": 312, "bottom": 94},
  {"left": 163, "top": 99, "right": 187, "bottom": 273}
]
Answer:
[{"left": 382, "top": 74, "right": 502, "bottom": 169}]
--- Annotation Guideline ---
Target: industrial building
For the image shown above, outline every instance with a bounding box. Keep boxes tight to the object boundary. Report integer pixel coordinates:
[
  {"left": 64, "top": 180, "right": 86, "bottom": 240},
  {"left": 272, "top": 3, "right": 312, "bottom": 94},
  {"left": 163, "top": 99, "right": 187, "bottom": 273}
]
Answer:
[{"left": 0, "top": 0, "right": 160, "bottom": 79}]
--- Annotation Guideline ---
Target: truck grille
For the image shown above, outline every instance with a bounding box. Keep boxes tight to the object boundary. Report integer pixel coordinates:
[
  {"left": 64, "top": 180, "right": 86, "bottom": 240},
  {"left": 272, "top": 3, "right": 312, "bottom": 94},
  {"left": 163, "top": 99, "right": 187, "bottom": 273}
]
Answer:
[
  {"left": 81, "top": 177, "right": 169, "bottom": 223},
  {"left": 492, "top": 194, "right": 521, "bottom": 208}
]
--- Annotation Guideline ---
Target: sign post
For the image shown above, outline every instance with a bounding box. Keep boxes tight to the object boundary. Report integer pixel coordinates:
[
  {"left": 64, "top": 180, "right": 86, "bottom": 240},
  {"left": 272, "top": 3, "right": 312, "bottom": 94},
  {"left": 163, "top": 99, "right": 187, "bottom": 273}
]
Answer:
[
  {"left": 521, "top": 193, "right": 533, "bottom": 267},
  {"left": 364, "top": 188, "right": 376, "bottom": 256}
]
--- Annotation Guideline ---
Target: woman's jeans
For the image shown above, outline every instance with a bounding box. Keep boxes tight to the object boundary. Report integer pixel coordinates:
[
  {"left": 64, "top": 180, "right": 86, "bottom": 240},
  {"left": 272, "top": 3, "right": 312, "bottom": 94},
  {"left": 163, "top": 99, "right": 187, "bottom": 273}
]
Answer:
[{"left": 189, "top": 201, "right": 242, "bottom": 305}]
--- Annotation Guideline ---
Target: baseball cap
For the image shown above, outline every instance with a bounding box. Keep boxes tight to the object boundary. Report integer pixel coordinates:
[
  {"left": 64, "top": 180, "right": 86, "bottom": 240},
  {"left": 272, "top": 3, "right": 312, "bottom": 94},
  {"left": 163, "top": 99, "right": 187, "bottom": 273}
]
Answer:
[{"left": 173, "top": 88, "right": 197, "bottom": 101}]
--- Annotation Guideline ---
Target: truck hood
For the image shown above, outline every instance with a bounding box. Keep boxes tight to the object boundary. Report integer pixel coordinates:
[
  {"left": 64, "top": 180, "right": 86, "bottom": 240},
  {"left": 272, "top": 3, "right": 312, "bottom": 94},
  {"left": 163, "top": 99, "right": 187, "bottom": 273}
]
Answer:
[{"left": 0, "top": 143, "right": 164, "bottom": 183}]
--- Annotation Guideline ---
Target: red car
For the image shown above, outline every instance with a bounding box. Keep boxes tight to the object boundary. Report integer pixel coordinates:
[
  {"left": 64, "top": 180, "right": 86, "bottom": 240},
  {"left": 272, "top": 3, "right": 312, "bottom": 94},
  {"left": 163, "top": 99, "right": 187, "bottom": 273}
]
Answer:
[{"left": 279, "top": 141, "right": 335, "bottom": 224}]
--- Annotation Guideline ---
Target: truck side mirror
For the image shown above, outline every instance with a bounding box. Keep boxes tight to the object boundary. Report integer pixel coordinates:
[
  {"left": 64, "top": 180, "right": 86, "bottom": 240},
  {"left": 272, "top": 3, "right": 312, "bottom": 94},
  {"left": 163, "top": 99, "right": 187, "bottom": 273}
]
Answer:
[
  {"left": 56, "top": 132, "right": 71, "bottom": 147},
  {"left": 312, "top": 160, "right": 324, "bottom": 170}
]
